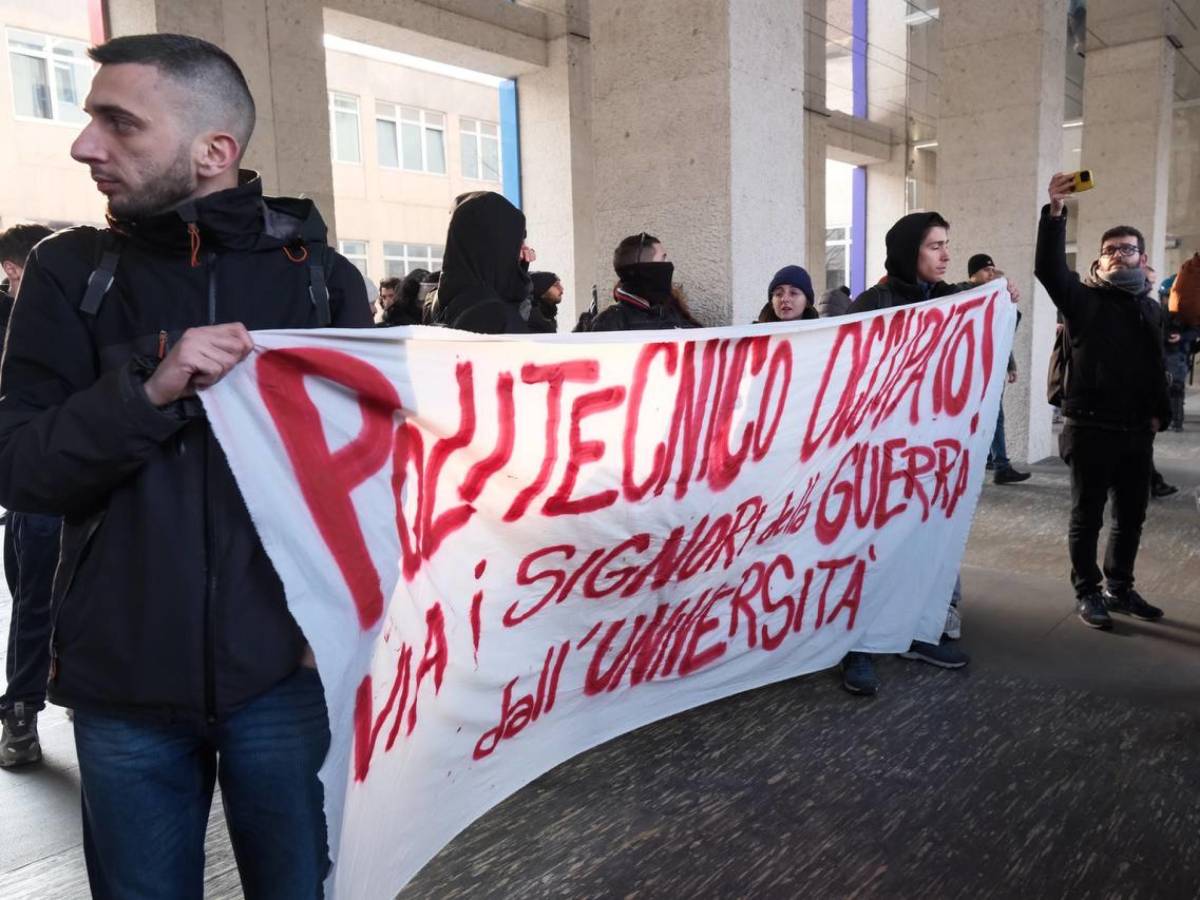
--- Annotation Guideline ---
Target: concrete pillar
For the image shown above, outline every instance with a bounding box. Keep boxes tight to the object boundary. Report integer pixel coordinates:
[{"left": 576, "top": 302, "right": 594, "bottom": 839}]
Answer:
[
  {"left": 1076, "top": 24, "right": 1174, "bottom": 272},
  {"left": 104, "top": 0, "right": 335, "bottom": 236},
  {"left": 937, "top": 0, "right": 1068, "bottom": 464},
  {"left": 1166, "top": 102, "right": 1200, "bottom": 275},
  {"left": 590, "top": 0, "right": 807, "bottom": 326},
  {"left": 519, "top": 27, "right": 595, "bottom": 328}
]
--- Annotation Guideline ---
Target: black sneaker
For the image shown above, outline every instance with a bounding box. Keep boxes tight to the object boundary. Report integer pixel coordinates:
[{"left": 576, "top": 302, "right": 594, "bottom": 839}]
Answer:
[
  {"left": 1103, "top": 588, "right": 1163, "bottom": 621},
  {"left": 900, "top": 640, "right": 970, "bottom": 668},
  {"left": 1151, "top": 480, "right": 1179, "bottom": 498},
  {"left": 993, "top": 466, "right": 1031, "bottom": 485},
  {"left": 1076, "top": 593, "right": 1113, "bottom": 630},
  {"left": 0, "top": 703, "right": 42, "bottom": 768},
  {"left": 840, "top": 652, "right": 879, "bottom": 696}
]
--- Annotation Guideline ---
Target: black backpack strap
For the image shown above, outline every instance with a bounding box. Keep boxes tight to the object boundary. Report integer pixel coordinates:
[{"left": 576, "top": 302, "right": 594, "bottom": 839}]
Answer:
[
  {"left": 80, "top": 232, "right": 122, "bottom": 317},
  {"left": 305, "top": 239, "right": 331, "bottom": 327}
]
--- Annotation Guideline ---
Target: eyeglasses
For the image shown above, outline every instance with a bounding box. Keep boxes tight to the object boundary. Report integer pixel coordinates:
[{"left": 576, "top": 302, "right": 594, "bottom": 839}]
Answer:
[{"left": 1099, "top": 243, "right": 1141, "bottom": 258}]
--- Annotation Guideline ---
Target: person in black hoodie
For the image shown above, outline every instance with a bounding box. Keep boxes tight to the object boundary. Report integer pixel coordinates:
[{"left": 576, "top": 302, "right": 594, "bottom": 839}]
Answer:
[
  {"left": 849, "top": 211, "right": 968, "bottom": 313},
  {"left": 379, "top": 268, "right": 429, "bottom": 327},
  {"left": 431, "top": 191, "right": 551, "bottom": 334},
  {"left": 0, "top": 35, "right": 371, "bottom": 897},
  {"left": 1036, "top": 173, "right": 1171, "bottom": 631},
  {"left": 530, "top": 270, "right": 563, "bottom": 332},
  {"left": 841, "top": 211, "right": 971, "bottom": 697},
  {"left": 0, "top": 223, "right": 59, "bottom": 770},
  {"left": 755, "top": 265, "right": 820, "bottom": 323},
  {"left": 587, "top": 233, "right": 703, "bottom": 331}
]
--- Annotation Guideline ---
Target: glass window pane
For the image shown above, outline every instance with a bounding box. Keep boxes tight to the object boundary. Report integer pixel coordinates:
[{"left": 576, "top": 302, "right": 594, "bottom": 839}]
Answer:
[
  {"left": 340, "top": 240, "right": 367, "bottom": 256},
  {"left": 385, "top": 259, "right": 406, "bottom": 278},
  {"left": 54, "top": 62, "right": 87, "bottom": 122},
  {"left": 335, "top": 110, "right": 360, "bottom": 162},
  {"left": 51, "top": 40, "right": 85, "bottom": 60},
  {"left": 481, "top": 137, "right": 500, "bottom": 182},
  {"left": 425, "top": 128, "right": 445, "bottom": 174},
  {"left": 11, "top": 53, "right": 51, "bottom": 119},
  {"left": 425, "top": 112, "right": 443, "bottom": 128},
  {"left": 8, "top": 30, "right": 46, "bottom": 52},
  {"left": 375, "top": 100, "right": 395, "bottom": 118},
  {"left": 481, "top": 122, "right": 498, "bottom": 138},
  {"left": 334, "top": 94, "right": 356, "bottom": 111},
  {"left": 461, "top": 135, "right": 479, "bottom": 179},
  {"left": 382, "top": 242, "right": 403, "bottom": 258},
  {"left": 400, "top": 106, "right": 420, "bottom": 122},
  {"left": 376, "top": 119, "right": 398, "bottom": 167},
  {"left": 400, "top": 122, "right": 422, "bottom": 169},
  {"left": 461, "top": 117, "right": 477, "bottom": 134}
]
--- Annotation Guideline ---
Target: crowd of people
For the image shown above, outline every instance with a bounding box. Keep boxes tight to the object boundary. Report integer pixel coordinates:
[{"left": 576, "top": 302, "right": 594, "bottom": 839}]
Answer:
[{"left": 0, "top": 31, "right": 1196, "bottom": 900}]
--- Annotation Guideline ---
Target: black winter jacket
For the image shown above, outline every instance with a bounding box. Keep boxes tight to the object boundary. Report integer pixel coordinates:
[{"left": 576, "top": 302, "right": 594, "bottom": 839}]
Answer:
[
  {"left": 0, "top": 173, "right": 371, "bottom": 723},
  {"left": 1035, "top": 205, "right": 1170, "bottom": 429},
  {"left": 587, "top": 296, "right": 700, "bottom": 332}
]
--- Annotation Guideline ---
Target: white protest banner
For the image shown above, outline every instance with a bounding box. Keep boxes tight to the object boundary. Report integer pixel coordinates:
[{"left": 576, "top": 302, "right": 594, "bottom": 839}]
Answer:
[{"left": 202, "top": 284, "right": 1015, "bottom": 898}]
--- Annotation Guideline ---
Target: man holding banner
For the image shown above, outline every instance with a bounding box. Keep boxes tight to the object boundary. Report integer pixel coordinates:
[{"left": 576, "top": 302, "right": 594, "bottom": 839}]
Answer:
[{"left": 0, "top": 34, "right": 371, "bottom": 899}]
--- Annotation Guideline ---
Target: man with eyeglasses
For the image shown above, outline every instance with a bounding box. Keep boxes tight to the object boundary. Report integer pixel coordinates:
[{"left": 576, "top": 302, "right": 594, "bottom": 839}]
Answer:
[{"left": 1035, "top": 173, "right": 1172, "bottom": 632}]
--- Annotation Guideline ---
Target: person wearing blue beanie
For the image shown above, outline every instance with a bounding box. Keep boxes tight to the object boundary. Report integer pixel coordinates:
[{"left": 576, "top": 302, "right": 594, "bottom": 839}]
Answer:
[{"left": 756, "top": 264, "right": 818, "bottom": 322}]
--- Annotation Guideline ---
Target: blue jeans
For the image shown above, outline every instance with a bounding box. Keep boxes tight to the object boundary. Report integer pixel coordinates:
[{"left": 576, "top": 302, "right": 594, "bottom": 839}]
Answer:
[
  {"left": 1, "top": 512, "right": 61, "bottom": 715},
  {"left": 989, "top": 394, "right": 1010, "bottom": 470},
  {"left": 73, "top": 667, "right": 331, "bottom": 900}
]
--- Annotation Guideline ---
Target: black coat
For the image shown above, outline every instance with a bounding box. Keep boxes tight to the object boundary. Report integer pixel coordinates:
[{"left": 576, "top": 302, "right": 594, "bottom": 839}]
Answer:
[
  {"left": 1035, "top": 205, "right": 1170, "bottom": 429},
  {"left": 587, "top": 298, "right": 700, "bottom": 332},
  {"left": 0, "top": 173, "right": 371, "bottom": 723},
  {"left": 432, "top": 192, "right": 547, "bottom": 334}
]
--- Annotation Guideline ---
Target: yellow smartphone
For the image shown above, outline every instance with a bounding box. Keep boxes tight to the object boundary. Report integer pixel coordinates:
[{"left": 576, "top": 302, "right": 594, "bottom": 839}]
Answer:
[{"left": 1071, "top": 169, "right": 1095, "bottom": 192}]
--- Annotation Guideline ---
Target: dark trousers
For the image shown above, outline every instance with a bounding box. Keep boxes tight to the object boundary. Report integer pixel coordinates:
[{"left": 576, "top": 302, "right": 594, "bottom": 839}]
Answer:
[
  {"left": 1060, "top": 424, "right": 1153, "bottom": 598},
  {"left": 74, "top": 667, "right": 331, "bottom": 900},
  {"left": 1, "top": 512, "right": 62, "bottom": 714}
]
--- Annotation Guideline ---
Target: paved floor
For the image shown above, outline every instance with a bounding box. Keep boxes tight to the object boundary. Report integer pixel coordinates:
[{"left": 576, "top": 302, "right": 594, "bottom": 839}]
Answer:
[{"left": 2, "top": 396, "right": 1198, "bottom": 899}]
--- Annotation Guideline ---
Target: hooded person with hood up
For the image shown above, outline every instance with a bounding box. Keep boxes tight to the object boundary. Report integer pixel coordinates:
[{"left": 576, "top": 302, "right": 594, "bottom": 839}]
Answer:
[
  {"left": 755, "top": 265, "right": 820, "bottom": 323},
  {"left": 849, "top": 211, "right": 969, "bottom": 313},
  {"left": 379, "top": 268, "right": 430, "bottom": 327},
  {"left": 431, "top": 192, "right": 549, "bottom": 334},
  {"left": 586, "top": 232, "right": 702, "bottom": 332},
  {"left": 530, "top": 270, "right": 563, "bottom": 331},
  {"left": 839, "top": 210, "right": 971, "bottom": 698}
]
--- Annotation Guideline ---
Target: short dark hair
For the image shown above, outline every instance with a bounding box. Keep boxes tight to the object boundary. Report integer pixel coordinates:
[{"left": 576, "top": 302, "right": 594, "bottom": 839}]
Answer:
[
  {"left": 379, "top": 277, "right": 402, "bottom": 292},
  {"left": 613, "top": 232, "right": 661, "bottom": 270},
  {"left": 0, "top": 223, "right": 53, "bottom": 267},
  {"left": 1100, "top": 225, "right": 1145, "bottom": 254},
  {"left": 89, "top": 34, "right": 256, "bottom": 157}
]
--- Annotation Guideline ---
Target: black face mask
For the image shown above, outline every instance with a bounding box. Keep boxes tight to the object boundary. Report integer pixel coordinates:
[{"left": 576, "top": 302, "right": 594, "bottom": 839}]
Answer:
[{"left": 618, "top": 261, "right": 675, "bottom": 303}]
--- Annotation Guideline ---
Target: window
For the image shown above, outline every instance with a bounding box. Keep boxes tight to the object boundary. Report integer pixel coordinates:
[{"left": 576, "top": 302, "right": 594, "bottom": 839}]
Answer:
[
  {"left": 825, "top": 227, "right": 851, "bottom": 290},
  {"left": 7, "top": 29, "right": 92, "bottom": 123},
  {"left": 376, "top": 102, "right": 445, "bottom": 174},
  {"left": 329, "top": 93, "right": 361, "bottom": 164},
  {"left": 338, "top": 240, "right": 369, "bottom": 280},
  {"left": 382, "top": 243, "right": 443, "bottom": 278},
  {"left": 460, "top": 118, "right": 501, "bottom": 182}
]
